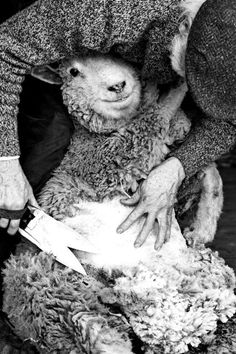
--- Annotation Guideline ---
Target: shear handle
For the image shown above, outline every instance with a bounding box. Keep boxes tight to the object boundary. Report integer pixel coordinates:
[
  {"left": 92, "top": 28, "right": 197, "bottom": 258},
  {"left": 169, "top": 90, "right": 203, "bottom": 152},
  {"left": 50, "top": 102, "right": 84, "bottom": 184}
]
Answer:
[
  {"left": 19, "top": 208, "right": 36, "bottom": 229},
  {"left": 0, "top": 206, "right": 28, "bottom": 220}
]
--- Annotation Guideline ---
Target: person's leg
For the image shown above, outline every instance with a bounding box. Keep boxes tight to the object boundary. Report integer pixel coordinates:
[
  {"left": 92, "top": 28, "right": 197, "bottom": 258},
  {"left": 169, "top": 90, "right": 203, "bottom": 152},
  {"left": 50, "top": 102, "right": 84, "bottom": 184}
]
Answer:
[{"left": 18, "top": 75, "right": 74, "bottom": 195}]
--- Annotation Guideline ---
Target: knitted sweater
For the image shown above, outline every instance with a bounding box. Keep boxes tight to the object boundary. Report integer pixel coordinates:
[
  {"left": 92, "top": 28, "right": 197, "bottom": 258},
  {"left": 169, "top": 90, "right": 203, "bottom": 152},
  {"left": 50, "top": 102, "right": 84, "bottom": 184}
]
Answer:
[{"left": 0, "top": 0, "right": 235, "bottom": 177}]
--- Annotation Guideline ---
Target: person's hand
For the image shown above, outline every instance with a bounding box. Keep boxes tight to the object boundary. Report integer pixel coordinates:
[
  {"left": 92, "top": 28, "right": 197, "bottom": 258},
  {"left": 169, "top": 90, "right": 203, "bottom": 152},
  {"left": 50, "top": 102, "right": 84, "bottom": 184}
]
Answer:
[
  {"left": 0, "top": 158, "right": 39, "bottom": 235},
  {"left": 117, "top": 157, "right": 185, "bottom": 250}
]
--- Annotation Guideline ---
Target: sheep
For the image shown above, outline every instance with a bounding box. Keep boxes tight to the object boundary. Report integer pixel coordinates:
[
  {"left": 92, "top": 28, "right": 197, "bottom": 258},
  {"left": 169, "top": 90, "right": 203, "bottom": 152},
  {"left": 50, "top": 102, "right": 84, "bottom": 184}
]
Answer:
[
  {"left": 31, "top": 54, "right": 223, "bottom": 256},
  {"left": 2, "top": 54, "right": 235, "bottom": 354}
]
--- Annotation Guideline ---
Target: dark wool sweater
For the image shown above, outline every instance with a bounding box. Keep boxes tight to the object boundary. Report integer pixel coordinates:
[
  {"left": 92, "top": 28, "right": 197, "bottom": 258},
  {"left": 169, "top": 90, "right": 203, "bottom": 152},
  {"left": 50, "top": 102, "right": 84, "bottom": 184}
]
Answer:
[
  {"left": 0, "top": 0, "right": 235, "bottom": 178},
  {"left": 172, "top": 0, "right": 236, "bottom": 176}
]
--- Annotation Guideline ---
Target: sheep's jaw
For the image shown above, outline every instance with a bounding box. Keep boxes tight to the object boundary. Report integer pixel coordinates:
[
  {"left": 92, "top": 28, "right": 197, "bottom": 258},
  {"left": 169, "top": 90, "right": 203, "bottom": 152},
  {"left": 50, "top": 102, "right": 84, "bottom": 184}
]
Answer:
[
  {"left": 69, "top": 108, "right": 137, "bottom": 134},
  {"left": 61, "top": 78, "right": 141, "bottom": 133}
]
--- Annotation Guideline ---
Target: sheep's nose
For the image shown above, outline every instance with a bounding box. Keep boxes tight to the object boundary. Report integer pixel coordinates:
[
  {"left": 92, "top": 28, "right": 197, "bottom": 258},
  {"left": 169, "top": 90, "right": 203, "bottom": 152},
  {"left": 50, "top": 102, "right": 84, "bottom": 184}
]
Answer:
[{"left": 108, "top": 81, "right": 126, "bottom": 93}]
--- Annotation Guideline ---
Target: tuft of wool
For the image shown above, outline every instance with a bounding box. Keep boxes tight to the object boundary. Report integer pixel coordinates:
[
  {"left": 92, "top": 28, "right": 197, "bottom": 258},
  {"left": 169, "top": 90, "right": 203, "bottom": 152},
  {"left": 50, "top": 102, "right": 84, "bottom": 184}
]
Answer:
[
  {"left": 102, "top": 248, "right": 236, "bottom": 354},
  {"left": 2, "top": 250, "right": 133, "bottom": 354}
]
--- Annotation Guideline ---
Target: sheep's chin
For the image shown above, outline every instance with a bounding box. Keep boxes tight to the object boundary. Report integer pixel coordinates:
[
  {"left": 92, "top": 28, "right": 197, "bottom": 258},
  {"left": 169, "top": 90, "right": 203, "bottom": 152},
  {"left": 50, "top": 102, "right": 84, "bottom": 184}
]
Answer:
[
  {"left": 71, "top": 92, "right": 141, "bottom": 133},
  {"left": 76, "top": 113, "right": 133, "bottom": 134}
]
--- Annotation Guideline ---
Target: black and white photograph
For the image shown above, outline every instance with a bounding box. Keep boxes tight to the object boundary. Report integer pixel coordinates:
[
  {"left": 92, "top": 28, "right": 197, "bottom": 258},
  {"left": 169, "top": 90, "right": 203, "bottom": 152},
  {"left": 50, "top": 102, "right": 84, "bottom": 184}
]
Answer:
[{"left": 0, "top": 0, "right": 236, "bottom": 353}]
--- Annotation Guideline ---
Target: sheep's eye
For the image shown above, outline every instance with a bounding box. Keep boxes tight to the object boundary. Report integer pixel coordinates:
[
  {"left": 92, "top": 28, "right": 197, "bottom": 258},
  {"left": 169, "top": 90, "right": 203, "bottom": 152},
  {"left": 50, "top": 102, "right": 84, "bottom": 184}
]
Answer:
[{"left": 70, "top": 68, "right": 80, "bottom": 77}]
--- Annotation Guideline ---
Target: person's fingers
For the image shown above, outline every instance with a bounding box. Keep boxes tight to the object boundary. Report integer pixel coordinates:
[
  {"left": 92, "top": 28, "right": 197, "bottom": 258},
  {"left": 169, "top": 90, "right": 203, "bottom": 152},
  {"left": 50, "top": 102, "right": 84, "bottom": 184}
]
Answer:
[
  {"left": 154, "top": 209, "right": 169, "bottom": 250},
  {"left": 117, "top": 203, "right": 144, "bottom": 233},
  {"left": 7, "top": 219, "right": 20, "bottom": 235},
  {"left": 120, "top": 189, "right": 140, "bottom": 206},
  {"left": 0, "top": 218, "right": 9, "bottom": 229},
  {"left": 134, "top": 212, "right": 156, "bottom": 248},
  {"left": 165, "top": 207, "right": 173, "bottom": 242}
]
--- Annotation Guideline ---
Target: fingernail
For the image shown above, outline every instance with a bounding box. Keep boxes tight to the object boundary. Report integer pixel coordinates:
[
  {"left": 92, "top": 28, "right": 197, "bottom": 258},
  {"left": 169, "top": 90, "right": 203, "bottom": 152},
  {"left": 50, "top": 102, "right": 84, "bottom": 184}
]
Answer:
[
  {"left": 117, "top": 228, "right": 123, "bottom": 234},
  {"left": 134, "top": 242, "right": 141, "bottom": 248},
  {"left": 155, "top": 245, "right": 161, "bottom": 251}
]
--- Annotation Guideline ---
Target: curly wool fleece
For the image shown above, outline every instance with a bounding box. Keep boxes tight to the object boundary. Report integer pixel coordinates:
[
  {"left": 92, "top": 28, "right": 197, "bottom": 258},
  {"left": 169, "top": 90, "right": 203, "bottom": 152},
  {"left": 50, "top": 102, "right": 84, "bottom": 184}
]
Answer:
[{"left": 2, "top": 223, "right": 236, "bottom": 354}]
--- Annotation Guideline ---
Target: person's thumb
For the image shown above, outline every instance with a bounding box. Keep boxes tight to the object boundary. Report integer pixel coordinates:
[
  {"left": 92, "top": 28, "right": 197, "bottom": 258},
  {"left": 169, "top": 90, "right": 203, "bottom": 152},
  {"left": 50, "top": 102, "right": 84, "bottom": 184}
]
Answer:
[{"left": 120, "top": 189, "right": 141, "bottom": 206}]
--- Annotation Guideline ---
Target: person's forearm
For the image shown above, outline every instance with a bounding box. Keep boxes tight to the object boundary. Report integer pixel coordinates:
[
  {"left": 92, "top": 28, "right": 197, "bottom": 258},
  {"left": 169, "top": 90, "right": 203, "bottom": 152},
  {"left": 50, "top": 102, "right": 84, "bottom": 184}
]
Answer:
[
  {"left": 170, "top": 118, "right": 236, "bottom": 177},
  {"left": 0, "top": 52, "right": 30, "bottom": 156}
]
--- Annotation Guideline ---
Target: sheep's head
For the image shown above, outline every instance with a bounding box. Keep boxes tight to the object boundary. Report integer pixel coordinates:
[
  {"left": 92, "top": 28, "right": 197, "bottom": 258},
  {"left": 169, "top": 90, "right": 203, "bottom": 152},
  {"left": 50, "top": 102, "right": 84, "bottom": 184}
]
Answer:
[
  {"left": 59, "top": 56, "right": 141, "bottom": 133},
  {"left": 31, "top": 56, "right": 141, "bottom": 133}
]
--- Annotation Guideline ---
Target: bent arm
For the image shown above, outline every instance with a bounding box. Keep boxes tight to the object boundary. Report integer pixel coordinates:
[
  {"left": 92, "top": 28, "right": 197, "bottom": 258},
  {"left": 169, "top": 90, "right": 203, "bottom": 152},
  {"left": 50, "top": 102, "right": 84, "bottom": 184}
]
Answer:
[
  {"left": 173, "top": 0, "right": 236, "bottom": 178},
  {"left": 171, "top": 117, "right": 236, "bottom": 177}
]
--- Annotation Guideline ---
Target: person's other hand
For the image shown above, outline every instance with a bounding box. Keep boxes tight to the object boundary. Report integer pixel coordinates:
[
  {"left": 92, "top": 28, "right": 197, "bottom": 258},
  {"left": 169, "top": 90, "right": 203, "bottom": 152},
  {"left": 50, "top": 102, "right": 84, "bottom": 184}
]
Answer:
[
  {"left": 117, "top": 157, "right": 185, "bottom": 250},
  {"left": 0, "top": 158, "right": 39, "bottom": 235}
]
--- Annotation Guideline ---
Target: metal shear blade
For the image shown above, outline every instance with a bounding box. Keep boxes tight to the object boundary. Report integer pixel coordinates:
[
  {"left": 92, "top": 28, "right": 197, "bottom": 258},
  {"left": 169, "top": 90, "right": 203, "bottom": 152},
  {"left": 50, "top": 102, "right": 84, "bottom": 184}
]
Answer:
[{"left": 19, "top": 207, "right": 98, "bottom": 275}]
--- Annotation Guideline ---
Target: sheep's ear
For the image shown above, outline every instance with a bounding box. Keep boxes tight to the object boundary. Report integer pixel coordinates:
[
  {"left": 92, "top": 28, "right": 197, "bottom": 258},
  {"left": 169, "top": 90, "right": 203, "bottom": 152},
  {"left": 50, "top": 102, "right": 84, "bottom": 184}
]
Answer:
[{"left": 30, "top": 65, "right": 62, "bottom": 85}]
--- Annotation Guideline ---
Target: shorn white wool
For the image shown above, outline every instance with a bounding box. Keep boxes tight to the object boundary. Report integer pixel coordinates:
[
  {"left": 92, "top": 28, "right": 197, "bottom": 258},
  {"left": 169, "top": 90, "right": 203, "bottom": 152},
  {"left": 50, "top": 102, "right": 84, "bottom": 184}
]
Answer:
[{"left": 63, "top": 197, "right": 185, "bottom": 270}]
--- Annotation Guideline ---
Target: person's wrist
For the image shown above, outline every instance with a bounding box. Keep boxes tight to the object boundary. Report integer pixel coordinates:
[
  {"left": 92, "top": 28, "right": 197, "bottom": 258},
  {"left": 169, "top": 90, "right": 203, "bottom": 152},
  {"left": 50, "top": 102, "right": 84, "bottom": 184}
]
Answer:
[
  {"left": 0, "top": 155, "right": 20, "bottom": 161},
  {"left": 0, "top": 156, "right": 23, "bottom": 177}
]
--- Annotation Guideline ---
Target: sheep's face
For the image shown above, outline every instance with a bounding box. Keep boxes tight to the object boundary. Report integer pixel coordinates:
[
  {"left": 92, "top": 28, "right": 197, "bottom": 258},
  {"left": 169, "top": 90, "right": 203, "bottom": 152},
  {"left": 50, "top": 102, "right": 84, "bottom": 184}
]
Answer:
[{"left": 60, "top": 56, "right": 141, "bottom": 133}]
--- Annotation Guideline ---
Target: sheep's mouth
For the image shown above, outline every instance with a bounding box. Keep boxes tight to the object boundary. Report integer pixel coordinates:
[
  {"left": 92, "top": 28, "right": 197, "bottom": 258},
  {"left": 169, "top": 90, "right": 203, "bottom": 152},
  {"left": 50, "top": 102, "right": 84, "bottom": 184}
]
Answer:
[
  {"left": 112, "top": 95, "right": 130, "bottom": 102},
  {"left": 102, "top": 93, "right": 137, "bottom": 110},
  {"left": 102, "top": 94, "right": 131, "bottom": 103}
]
